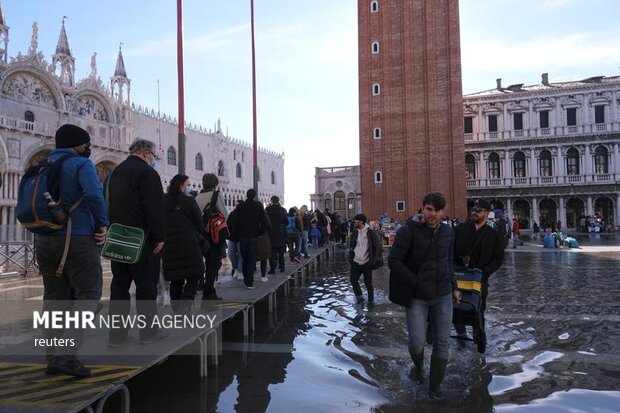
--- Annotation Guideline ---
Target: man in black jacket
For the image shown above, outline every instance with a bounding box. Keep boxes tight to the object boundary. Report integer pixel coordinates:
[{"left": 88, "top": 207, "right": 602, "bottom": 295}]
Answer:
[
  {"left": 453, "top": 198, "right": 504, "bottom": 351},
  {"left": 265, "top": 196, "right": 288, "bottom": 274},
  {"left": 388, "top": 192, "right": 460, "bottom": 399},
  {"left": 106, "top": 139, "right": 167, "bottom": 346},
  {"left": 349, "top": 213, "right": 381, "bottom": 304},
  {"left": 235, "top": 189, "right": 271, "bottom": 289}
]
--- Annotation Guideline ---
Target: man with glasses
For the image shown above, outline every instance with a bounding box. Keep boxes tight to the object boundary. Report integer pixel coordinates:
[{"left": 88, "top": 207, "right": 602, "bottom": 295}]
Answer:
[
  {"left": 453, "top": 198, "right": 504, "bottom": 351},
  {"left": 106, "top": 139, "right": 168, "bottom": 347}
]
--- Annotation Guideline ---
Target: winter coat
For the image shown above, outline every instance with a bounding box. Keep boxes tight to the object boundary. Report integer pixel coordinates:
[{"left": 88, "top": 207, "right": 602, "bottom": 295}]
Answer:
[
  {"left": 348, "top": 226, "right": 381, "bottom": 266},
  {"left": 235, "top": 199, "right": 271, "bottom": 239},
  {"left": 265, "top": 203, "right": 288, "bottom": 247},
  {"left": 388, "top": 220, "right": 457, "bottom": 301},
  {"left": 453, "top": 221, "right": 504, "bottom": 279},
  {"left": 161, "top": 192, "right": 205, "bottom": 281}
]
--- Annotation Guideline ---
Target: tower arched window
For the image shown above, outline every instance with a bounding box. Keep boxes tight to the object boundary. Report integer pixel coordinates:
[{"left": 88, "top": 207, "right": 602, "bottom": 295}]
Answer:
[
  {"left": 375, "top": 171, "right": 382, "bottom": 183},
  {"left": 371, "top": 1, "right": 379, "bottom": 12},
  {"left": 236, "top": 163, "right": 242, "bottom": 178},
  {"left": 372, "top": 83, "right": 380, "bottom": 96},
  {"left": 594, "top": 146, "right": 609, "bottom": 174},
  {"left": 195, "top": 153, "right": 203, "bottom": 171},
  {"left": 24, "top": 111, "right": 35, "bottom": 122},
  {"left": 167, "top": 146, "right": 177, "bottom": 166},
  {"left": 566, "top": 147, "right": 580, "bottom": 175},
  {"left": 371, "top": 42, "right": 380, "bottom": 54},
  {"left": 233, "top": 149, "right": 236, "bottom": 160},
  {"left": 217, "top": 160, "right": 225, "bottom": 177},
  {"left": 271, "top": 171, "right": 276, "bottom": 185},
  {"left": 374, "top": 127, "right": 381, "bottom": 139},
  {"left": 488, "top": 152, "right": 500, "bottom": 179}
]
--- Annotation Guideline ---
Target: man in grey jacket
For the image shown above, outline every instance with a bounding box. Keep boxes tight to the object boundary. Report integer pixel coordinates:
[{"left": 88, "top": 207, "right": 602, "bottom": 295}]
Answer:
[{"left": 348, "top": 213, "right": 381, "bottom": 304}]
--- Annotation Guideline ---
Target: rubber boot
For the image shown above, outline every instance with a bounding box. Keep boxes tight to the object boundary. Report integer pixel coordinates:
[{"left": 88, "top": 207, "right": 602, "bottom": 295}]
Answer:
[
  {"left": 408, "top": 349, "right": 424, "bottom": 382},
  {"left": 428, "top": 356, "right": 447, "bottom": 400}
]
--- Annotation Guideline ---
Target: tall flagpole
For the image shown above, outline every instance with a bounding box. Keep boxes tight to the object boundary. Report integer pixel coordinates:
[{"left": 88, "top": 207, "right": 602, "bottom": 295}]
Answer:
[
  {"left": 250, "top": 0, "right": 258, "bottom": 193},
  {"left": 177, "top": 0, "right": 186, "bottom": 174}
]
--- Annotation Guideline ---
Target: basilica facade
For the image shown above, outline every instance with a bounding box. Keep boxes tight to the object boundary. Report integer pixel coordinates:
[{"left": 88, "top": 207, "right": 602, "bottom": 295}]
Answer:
[
  {"left": 0, "top": 8, "right": 285, "bottom": 240},
  {"left": 463, "top": 74, "right": 620, "bottom": 231}
]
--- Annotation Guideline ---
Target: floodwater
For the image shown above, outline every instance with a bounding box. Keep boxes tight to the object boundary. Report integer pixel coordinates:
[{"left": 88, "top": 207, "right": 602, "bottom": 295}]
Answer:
[{"left": 109, "top": 236, "right": 620, "bottom": 413}]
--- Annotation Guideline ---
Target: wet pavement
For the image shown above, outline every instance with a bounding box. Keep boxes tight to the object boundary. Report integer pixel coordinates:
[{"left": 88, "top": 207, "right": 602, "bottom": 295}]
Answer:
[{"left": 99, "top": 236, "right": 620, "bottom": 412}]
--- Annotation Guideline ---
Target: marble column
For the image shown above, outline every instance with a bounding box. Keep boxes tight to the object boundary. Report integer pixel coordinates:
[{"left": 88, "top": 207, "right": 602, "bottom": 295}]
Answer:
[
  {"left": 587, "top": 195, "right": 594, "bottom": 216},
  {"left": 506, "top": 197, "right": 513, "bottom": 220},
  {"left": 584, "top": 145, "right": 592, "bottom": 182},
  {"left": 532, "top": 197, "right": 539, "bottom": 226},
  {"left": 558, "top": 196, "right": 566, "bottom": 229}
]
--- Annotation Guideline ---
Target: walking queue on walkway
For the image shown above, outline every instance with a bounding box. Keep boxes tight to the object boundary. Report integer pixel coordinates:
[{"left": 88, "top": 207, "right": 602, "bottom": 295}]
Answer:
[{"left": 18, "top": 128, "right": 347, "bottom": 377}]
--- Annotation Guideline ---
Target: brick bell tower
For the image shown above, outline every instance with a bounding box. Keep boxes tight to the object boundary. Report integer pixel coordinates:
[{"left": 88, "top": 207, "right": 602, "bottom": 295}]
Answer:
[{"left": 358, "top": 0, "right": 466, "bottom": 222}]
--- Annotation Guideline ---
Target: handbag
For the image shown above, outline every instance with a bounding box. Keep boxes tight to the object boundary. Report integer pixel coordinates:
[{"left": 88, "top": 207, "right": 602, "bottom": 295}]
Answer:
[
  {"left": 102, "top": 223, "right": 146, "bottom": 264},
  {"left": 101, "top": 170, "right": 146, "bottom": 264},
  {"left": 257, "top": 233, "right": 272, "bottom": 261}
]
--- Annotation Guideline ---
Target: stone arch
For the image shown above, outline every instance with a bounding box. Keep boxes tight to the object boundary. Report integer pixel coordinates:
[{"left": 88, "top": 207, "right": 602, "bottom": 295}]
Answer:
[
  {"left": 594, "top": 196, "right": 615, "bottom": 227},
  {"left": 565, "top": 197, "right": 585, "bottom": 229},
  {"left": 513, "top": 198, "right": 531, "bottom": 228},
  {"left": 0, "top": 66, "right": 63, "bottom": 110},
  {"left": 94, "top": 160, "right": 117, "bottom": 183},
  {"left": 539, "top": 198, "right": 557, "bottom": 229}
]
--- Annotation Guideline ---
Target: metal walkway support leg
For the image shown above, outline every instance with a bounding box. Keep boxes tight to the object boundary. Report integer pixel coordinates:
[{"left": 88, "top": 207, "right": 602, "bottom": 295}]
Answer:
[{"left": 94, "top": 384, "right": 130, "bottom": 413}]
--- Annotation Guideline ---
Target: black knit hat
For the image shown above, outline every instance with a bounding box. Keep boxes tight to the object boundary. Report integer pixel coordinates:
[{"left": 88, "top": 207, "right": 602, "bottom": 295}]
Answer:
[
  {"left": 472, "top": 198, "right": 492, "bottom": 211},
  {"left": 354, "top": 213, "right": 367, "bottom": 224},
  {"left": 55, "top": 124, "right": 90, "bottom": 149}
]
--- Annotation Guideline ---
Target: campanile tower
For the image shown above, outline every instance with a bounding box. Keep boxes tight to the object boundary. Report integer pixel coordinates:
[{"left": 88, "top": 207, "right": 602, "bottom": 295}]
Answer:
[{"left": 358, "top": 0, "right": 466, "bottom": 221}]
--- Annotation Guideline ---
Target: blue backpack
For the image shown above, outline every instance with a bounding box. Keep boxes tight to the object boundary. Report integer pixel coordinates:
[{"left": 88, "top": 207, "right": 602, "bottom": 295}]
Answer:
[
  {"left": 16, "top": 153, "right": 80, "bottom": 234},
  {"left": 286, "top": 215, "right": 299, "bottom": 236}
]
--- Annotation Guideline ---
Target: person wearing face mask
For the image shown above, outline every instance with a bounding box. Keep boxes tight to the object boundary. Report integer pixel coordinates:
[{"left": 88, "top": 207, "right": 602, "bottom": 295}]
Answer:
[
  {"left": 106, "top": 139, "right": 168, "bottom": 347},
  {"left": 35, "top": 124, "right": 109, "bottom": 377},
  {"left": 161, "top": 174, "right": 205, "bottom": 314}
]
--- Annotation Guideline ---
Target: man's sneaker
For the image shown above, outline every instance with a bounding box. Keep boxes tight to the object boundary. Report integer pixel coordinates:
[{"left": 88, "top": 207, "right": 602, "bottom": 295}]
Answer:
[
  {"left": 246, "top": 285, "right": 255, "bottom": 290},
  {"left": 140, "top": 329, "right": 170, "bottom": 345},
  {"left": 46, "top": 355, "right": 91, "bottom": 377},
  {"left": 304, "top": 254, "right": 310, "bottom": 259},
  {"left": 268, "top": 270, "right": 276, "bottom": 275},
  {"left": 261, "top": 276, "right": 269, "bottom": 283},
  {"left": 456, "top": 332, "right": 469, "bottom": 340}
]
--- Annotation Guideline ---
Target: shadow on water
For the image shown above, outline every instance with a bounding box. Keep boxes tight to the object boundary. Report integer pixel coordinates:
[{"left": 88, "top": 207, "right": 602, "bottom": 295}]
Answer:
[{"left": 111, "top": 242, "right": 620, "bottom": 412}]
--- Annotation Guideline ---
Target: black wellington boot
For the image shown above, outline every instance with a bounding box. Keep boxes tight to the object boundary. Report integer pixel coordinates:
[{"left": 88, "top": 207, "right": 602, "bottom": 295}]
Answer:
[
  {"left": 428, "top": 356, "right": 448, "bottom": 400},
  {"left": 408, "top": 349, "right": 424, "bottom": 382}
]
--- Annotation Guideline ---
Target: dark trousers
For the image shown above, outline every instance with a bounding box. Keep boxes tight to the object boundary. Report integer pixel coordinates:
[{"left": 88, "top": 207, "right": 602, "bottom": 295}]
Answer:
[
  {"left": 36, "top": 235, "right": 102, "bottom": 356},
  {"left": 350, "top": 261, "right": 374, "bottom": 302},
  {"left": 239, "top": 237, "right": 258, "bottom": 287},
  {"left": 203, "top": 245, "right": 222, "bottom": 298},
  {"left": 286, "top": 235, "right": 300, "bottom": 260},
  {"left": 170, "top": 275, "right": 201, "bottom": 308},
  {"left": 109, "top": 241, "right": 160, "bottom": 341},
  {"left": 269, "top": 245, "right": 285, "bottom": 272}
]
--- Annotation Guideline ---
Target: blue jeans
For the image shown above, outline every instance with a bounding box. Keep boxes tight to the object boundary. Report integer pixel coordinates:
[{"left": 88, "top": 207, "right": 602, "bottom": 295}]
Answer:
[
  {"left": 227, "top": 240, "right": 243, "bottom": 275},
  {"left": 405, "top": 293, "right": 453, "bottom": 360},
  {"left": 300, "top": 230, "right": 309, "bottom": 256}
]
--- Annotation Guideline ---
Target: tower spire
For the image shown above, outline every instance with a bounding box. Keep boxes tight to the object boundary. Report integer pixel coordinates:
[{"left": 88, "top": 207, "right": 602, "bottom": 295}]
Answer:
[
  {"left": 52, "top": 17, "right": 75, "bottom": 86},
  {"left": 0, "top": 0, "right": 8, "bottom": 64},
  {"left": 114, "top": 44, "right": 127, "bottom": 78}
]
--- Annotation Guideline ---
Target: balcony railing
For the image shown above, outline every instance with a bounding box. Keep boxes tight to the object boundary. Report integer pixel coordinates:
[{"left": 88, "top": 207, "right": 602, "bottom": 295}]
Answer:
[
  {"left": 514, "top": 130, "right": 524, "bottom": 137},
  {"left": 596, "top": 124, "right": 607, "bottom": 131},
  {"left": 464, "top": 133, "right": 474, "bottom": 141},
  {"left": 489, "top": 132, "right": 498, "bottom": 139},
  {"left": 540, "top": 176, "right": 554, "bottom": 184},
  {"left": 540, "top": 128, "right": 550, "bottom": 135},
  {"left": 568, "top": 126, "right": 578, "bottom": 133},
  {"left": 0, "top": 114, "right": 54, "bottom": 136},
  {"left": 596, "top": 174, "right": 610, "bottom": 181},
  {"left": 466, "top": 179, "right": 477, "bottom": 187},
  {"left": 514, "top": 177, "right": 528, "bottom": 185},
  {"left": 488, "top": 179, "right": 502, "bottom": 186},
  {"left": 567, "top": 175, "right": 582, "bottom": 183}
]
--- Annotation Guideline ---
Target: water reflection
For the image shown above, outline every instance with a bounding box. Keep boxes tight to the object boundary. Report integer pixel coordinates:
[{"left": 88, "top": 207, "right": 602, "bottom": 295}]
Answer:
[{"left": 122, "top": 242, "right": 620, "bottom": 412}]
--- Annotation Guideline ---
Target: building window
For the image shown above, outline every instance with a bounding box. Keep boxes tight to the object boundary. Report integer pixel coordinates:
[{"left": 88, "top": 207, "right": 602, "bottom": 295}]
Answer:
[
  {"left": 24, "top": 111, "right": 35, "bottom": 122},
  {"left": 513, "top": 151, "right": 526, "bottom": 177},
  {"left": 242, "top": 152, "right": 245, "bottom": 162},
  {"left": 217, "top": 160, "right": 225, "bottom": 177},
  {"left": 233, "top": 149, "right": 236, "bottom": 160},
  {"left": 539, "top": 150, "right": 552, "bottom": 177},
  {"left": 513, "top": 113, "right": 523, "bottom": 130},
  {"left": 539, "top": 110, "right": 549, "bottom": 128},
  {"left": 594, "top": 146, "right": 609, "bottom": 174},
  {"left": 396, "top": 201, "right": 405, "bottom": 212},
  {"left": 371, "top": 42, "right": 379, "bottom": 54},
  {"left": 566, "top": 148, "right": 580, "bottom": 175},
  {"left": 371, "top": 1, "right": 379, "bottom": 12},
  {"left": 167, "top": 146, "right": 177, "bottom": 166},
  {"left": 464, "top": 117, "right": 473, "bottom": 134},
  {"left": 594, "top": 105, "right": 605, "bottom": 124},
  {"left": 488, "top": 115, "right": 498, "bottom": 132},
  {"left": 566, "top": 108, "right": 577, "bottom": 126},
  {"left": 271, "top": 171, "right": 276, "bottom": 185},
  {"left": 372, "top": 83, "right": 380, "bottom": 95},
  {"left": 465, "top": 154, "right": 476, "bottom": 179},
  {"left": 488, "top": 152, "right": 501, "bottom": 179},
  {"left": 334, "top": 191, "right": 346, "bottom": 210},
  {"left": 195, "top": 153, "right": 203, "bottom": 171},
  {"left": 373, "top": 127, "right": 381, "bottom": 139},
  {"left": 325, "top": 199, "right": 332, "bottom": 211},
  {"left": 236, "top": 163, "right": 242, "bottom": 178},
  {"left": 374, "top": 171, "right": 382, "bottom": 183}
]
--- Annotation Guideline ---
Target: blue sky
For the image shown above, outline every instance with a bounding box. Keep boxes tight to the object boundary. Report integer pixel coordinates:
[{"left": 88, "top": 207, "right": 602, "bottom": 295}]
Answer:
[{"left": 3, "top": 0, "right": 620, "bottom": 206}]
